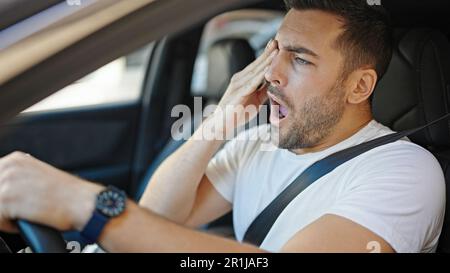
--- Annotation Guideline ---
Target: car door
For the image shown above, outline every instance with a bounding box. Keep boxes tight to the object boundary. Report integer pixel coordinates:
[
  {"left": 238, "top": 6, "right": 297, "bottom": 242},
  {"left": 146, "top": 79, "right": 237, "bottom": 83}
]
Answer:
[
  {"left": 0, "top": 46, "right": 156, "bottom": 192},
  {"left": 0, "top": 1, "right": 161, "bottom": 251},
  {"left": 0, "top": 1, "right": 160, "bottom": 192},
  {"left": 0, "top": 0, "right": 255, "bottom": 194},
  {"left": 0, "top": 0, "right": 262, "bottom": 251}
]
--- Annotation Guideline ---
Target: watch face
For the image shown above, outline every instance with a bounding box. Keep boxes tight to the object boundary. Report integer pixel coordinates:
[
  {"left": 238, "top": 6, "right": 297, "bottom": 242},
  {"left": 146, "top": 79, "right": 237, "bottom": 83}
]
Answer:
[{"left": 96, "top": 187, "right": 127, "bottom": 217}]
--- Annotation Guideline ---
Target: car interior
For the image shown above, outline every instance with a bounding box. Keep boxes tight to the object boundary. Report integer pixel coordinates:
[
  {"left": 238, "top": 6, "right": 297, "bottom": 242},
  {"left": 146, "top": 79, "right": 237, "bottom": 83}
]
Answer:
[{"left": 0, "top": 0, "right": 450, "bottom": 253}]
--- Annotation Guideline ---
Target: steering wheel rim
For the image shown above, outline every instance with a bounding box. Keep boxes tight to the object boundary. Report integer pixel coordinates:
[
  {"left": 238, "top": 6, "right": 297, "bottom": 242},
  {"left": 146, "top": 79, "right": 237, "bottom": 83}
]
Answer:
[
  {"left": 17, "top": 220, "right": 67, "bottom": 253},
  {"left": 0, "top": 236, "right": 12, "bottom": 253}
]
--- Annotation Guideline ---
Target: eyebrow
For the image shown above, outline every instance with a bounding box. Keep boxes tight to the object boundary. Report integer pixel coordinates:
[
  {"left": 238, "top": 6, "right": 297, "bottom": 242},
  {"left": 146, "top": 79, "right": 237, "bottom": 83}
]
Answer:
[{"left": 283, "top": 45, "right": 320, "bottom": 59}]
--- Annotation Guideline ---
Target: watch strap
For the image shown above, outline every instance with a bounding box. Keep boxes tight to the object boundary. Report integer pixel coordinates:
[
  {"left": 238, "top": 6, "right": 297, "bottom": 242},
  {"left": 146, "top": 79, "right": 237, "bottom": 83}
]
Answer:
[{"left": 80, "top": 210, "right": 109, "bottom": 244}]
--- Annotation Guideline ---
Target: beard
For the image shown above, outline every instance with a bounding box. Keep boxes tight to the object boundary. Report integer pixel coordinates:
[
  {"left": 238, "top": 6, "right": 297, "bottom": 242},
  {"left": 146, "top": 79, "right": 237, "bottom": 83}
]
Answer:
[{"left": 268, "top": 77, "right": 346, "bottom": 150}]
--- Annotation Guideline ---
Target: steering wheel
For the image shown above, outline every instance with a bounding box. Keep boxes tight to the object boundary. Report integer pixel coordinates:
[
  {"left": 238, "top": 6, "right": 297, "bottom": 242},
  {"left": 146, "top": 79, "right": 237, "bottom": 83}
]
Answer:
[
  {"left": 17, "top": 220, "right": 68, "bottom": 253},
  {"left": 0, "top": 236, "right": 12, "bottom": 253}
]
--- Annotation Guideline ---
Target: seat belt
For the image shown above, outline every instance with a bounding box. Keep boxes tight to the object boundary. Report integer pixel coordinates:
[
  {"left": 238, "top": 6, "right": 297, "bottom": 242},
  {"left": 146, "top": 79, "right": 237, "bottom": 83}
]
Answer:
[{"left": 243, "top": 114, "right": 450, "bottom": 247}]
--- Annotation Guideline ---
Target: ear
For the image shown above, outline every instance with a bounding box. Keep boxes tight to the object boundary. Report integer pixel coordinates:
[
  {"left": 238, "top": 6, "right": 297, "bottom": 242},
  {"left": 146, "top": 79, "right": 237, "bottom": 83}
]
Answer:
[{"left": 346, "top": 68, "right": 378, "bottom": 105}]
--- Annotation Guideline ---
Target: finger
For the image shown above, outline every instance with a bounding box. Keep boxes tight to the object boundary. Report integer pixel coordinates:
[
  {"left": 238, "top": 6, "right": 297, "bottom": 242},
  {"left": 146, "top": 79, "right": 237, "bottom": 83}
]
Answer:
[
  {"left": 236, "top": 50, "right": 277, "bottom": 87},
  {"left": 241, "top": 39, "right": 277, "bottom": 73},
  {"left": 232, "top": 42, "right": 277, "bottom": 85},
  {"left": 264, "top": 39, "right": 278, "bottom": 55},
  {"left": 246, "top": 40, "right": 277, "bottom": 70},
  {"left": 234, "top": 63, "right": 268, "bottom": 94},
  {"left": 256, "top": 78, "right": 269, "bottom": 91},
  {"left": 237, "top": 46, "right": 277, "bottom": 80},
  {"left": 250, "top": 50, "right": 277, "bottom": 77},
  {"left": 256, "top": 85, "right": 269, "bottom": 105},
  {"left": 240, "top": 67, "right": 270, "bottom": 97},
  {"left": 239, "top": 55, "right": 273, "bottom": 92},
  {"left": 0, "top": 221, "right": 19, "bottom": 234}
]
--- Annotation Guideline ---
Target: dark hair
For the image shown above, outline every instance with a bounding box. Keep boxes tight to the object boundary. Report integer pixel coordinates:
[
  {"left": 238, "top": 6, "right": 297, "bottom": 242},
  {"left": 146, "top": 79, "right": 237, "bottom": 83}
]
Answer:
[{"left": 284, "top": 0, "right": 393, "bottom": 84}]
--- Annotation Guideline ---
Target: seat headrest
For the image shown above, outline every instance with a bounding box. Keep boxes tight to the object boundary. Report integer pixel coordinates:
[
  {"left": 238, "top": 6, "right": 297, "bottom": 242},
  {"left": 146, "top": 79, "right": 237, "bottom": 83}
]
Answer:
[
  {"left": 204, "top": 38, "right": 255, "bottom": 101},
  {"left": 372, "top": 28, "right": 450, "bottom": 148}
]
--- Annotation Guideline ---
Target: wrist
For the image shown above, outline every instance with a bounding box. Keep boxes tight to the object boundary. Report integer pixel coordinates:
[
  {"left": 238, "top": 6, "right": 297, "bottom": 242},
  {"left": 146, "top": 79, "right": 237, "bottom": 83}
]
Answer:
[
  {"left": 70, "top": 181, "right": 104, "bottom": 231},
  {"left": 76, "top": 184, "right": 128, "bottom": 244}
]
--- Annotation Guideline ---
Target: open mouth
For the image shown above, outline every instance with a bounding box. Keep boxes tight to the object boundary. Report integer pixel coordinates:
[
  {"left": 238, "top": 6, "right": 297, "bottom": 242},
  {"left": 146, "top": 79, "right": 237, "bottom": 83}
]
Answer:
[{"left": 268, "top": 93, "right": 289, "bottom": 125}]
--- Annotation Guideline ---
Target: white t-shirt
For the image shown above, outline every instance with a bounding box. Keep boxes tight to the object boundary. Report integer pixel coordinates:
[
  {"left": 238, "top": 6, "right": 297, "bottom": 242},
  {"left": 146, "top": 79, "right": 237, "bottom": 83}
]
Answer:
[{"left": 205, "top": 120, "right": 446, "bottom": 253}]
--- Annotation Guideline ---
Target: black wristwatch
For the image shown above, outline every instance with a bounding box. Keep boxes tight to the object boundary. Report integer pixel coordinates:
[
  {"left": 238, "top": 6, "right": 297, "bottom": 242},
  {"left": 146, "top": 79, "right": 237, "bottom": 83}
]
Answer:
[{"left": 80, "top": 185, "right": 127, "bottom": 244}]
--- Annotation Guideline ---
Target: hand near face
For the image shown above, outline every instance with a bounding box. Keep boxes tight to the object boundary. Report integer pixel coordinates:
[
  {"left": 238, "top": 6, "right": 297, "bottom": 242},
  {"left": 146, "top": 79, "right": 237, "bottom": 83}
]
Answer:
[
  {"left": 0, "top": 151, "right": 102, "bottom": 233},
  {"left": 213, "top": 39, "right": 278, "bottom": 134}
]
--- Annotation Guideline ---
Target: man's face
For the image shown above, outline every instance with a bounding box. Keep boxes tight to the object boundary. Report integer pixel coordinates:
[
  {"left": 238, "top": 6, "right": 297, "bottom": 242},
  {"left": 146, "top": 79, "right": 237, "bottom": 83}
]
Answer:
[{"left": 265, "top": 9, "right": 349, "bottom": 150}]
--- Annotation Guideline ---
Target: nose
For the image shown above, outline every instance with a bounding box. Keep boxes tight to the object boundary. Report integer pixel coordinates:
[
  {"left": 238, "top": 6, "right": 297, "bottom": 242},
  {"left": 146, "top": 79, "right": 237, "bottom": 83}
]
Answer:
[{"left": 264, "top": 49, "right": 287, "bottom": 88}]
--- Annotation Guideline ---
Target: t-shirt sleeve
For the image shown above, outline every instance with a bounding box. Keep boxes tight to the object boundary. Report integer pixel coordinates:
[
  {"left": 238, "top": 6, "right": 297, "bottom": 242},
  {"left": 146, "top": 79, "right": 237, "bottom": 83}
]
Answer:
[
  {"left": 326, "top": 143, "right": 446, "bottom": 253},
  {"left": 205, "top": 126, "right": 262, "bottom": 203},
  {"left": 205, "top": 141, "right": 240, "bottom": 203}
]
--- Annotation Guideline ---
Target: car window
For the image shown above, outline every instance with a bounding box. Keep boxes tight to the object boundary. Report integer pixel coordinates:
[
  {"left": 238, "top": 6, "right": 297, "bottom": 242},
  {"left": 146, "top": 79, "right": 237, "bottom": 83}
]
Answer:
[
  {"left": 0, "top": 0, "right": 61, "bottom": 31},
  {"left": 191, "top": 9, "right": 284, "bottom": 96},
  {"left": 23, "top": 43, "right": 153, "bottom": 113}
]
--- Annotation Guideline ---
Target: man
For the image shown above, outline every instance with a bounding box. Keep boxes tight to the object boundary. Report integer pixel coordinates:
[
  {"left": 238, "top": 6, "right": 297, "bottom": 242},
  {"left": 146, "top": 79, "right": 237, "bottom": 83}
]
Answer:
[{"left": 0, "top": 0, "right": 445, "bottom": 253}]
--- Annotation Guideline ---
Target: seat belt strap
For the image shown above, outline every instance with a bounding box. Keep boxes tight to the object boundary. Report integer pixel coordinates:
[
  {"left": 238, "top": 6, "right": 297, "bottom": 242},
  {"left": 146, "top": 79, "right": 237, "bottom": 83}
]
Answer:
[{"left": 243, "top": 114, "right": 450, "bottom": 246}]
